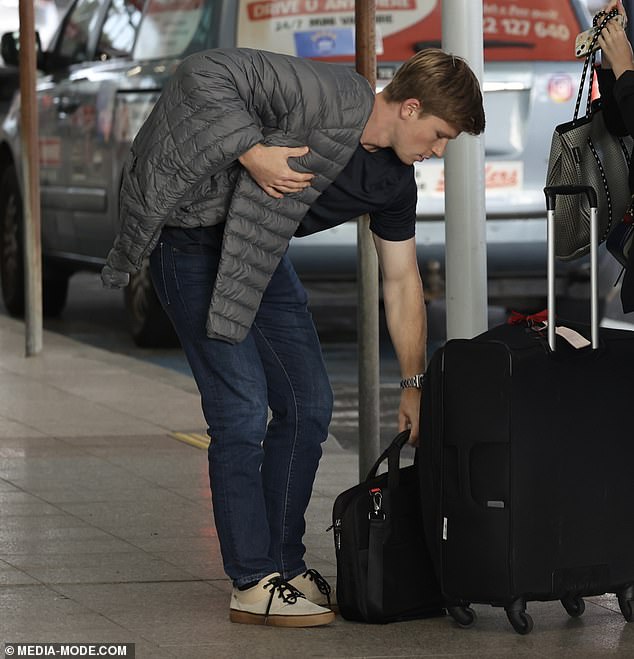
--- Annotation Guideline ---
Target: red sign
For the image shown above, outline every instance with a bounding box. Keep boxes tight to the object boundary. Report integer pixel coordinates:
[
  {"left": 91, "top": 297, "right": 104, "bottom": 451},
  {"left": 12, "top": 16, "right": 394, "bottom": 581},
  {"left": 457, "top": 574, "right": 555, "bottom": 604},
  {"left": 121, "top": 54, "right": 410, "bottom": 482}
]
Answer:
[{"left": 247, "top": 0, "right": 417, "bottom": 22}]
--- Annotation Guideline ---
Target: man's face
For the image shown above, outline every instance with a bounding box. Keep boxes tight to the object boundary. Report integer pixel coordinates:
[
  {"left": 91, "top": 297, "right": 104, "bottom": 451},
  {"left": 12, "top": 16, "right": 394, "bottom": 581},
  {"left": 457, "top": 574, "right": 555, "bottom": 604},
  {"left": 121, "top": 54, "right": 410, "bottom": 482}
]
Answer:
[{"left": 392, "top": 102, "right": 460, "bottom": 166}]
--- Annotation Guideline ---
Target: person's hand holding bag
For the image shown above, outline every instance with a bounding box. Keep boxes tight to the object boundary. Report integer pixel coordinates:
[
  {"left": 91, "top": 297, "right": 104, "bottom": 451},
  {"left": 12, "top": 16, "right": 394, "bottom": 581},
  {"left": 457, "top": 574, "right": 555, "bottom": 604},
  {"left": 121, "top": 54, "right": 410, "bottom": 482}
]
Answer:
[{"left": 598, "top": 1, "right": 634, "bottom": 78}]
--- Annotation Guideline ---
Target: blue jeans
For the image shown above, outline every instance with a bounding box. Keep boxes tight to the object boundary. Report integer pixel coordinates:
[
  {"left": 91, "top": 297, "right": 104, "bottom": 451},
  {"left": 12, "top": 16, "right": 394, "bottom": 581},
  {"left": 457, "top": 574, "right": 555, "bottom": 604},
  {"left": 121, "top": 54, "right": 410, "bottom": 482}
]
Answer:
[{"left": 149, "top": 236, "right": 333, "bottom": 587}]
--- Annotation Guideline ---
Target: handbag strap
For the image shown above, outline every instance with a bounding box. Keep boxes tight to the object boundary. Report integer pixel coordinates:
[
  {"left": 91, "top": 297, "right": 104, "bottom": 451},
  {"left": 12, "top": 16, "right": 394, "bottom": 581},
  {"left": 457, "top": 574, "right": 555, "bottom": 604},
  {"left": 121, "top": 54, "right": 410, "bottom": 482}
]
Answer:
[{"left": 573, "top": 9, "right": 619, "bottom": 122}]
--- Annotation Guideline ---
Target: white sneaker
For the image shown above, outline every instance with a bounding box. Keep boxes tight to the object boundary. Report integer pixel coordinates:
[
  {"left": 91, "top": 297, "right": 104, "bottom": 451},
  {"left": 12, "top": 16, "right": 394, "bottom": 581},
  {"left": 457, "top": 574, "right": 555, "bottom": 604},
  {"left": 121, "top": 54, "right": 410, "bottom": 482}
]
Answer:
[
  {"left": 230, "top": 573, "right": 335, "bottom": 627},
  {"left": 288, "top": 569, "right": 336, "bottom": 610}
]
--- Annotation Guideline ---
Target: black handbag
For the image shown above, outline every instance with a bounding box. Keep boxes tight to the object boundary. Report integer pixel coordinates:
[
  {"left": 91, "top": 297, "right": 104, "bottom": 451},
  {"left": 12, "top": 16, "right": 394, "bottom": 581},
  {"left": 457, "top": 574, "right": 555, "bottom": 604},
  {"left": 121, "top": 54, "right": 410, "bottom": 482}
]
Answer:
[
  {"left": 545, "top": 9, "right": 632, "bottom": 261},
  {"left": 331, "top": 430, "right": 445, "bottom": 623}
]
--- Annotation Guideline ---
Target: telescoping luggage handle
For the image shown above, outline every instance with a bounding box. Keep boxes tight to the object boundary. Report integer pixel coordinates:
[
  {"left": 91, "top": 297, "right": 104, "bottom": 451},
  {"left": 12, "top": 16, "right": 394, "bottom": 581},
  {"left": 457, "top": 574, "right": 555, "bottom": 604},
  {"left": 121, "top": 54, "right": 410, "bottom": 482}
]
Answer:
[{"left": 544, "top": 185, "right": 599, "bottom": 351}]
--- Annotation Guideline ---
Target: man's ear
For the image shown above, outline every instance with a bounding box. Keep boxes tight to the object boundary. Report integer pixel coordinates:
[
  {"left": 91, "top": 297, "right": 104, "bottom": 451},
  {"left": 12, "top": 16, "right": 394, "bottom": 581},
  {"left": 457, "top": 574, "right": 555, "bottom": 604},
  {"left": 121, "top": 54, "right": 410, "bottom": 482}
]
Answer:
[{"left": 402, "top": 98, "right": 422, "bottom": 118}]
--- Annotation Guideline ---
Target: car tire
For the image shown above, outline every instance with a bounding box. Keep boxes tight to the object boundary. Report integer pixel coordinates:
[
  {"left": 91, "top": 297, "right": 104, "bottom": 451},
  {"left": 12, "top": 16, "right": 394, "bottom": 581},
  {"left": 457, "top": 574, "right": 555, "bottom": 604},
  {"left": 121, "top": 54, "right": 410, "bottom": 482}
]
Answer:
[
  {"left": 0, "top": 164, "right": 70, "bottom": 318},
  {"left": 0, "top": 165, "right": 25, "bottom": 316},
  {"left": 124, "top": 260, "right": 179, "bottom": 348}
]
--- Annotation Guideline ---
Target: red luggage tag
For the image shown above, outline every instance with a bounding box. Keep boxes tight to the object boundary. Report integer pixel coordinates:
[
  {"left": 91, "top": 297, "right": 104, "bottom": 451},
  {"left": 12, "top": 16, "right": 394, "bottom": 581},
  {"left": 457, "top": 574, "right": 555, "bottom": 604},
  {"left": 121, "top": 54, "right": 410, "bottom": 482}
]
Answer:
[
  {"left": 508, "top": 310, "right": 591, "bottom": 348},
  {"left": 508, "top": 309, "right": 548, "bottom": 331}
]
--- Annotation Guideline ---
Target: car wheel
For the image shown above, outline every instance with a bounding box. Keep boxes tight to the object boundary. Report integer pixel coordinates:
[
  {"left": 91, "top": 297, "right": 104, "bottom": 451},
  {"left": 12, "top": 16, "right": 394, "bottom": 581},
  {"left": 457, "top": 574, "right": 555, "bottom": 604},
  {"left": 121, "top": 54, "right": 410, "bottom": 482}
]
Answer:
[
  {"left": 0, "top": 164, "right": 71, "bottom": 318},
  {"left": 0, "top": 165, "right": 25, "bottom": 316},
  {"left": 124, "top": 260, "right": 179, "bottom": 348}
]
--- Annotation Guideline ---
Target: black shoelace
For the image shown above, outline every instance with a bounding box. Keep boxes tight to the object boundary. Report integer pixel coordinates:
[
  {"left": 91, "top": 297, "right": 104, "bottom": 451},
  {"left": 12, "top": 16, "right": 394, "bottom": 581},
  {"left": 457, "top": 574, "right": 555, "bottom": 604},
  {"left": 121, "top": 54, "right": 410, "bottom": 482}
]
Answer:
[
  {"left": 263, "top": 576, "right": 305, "bottom": 618},
  {"left": 303, "top": 569, "right": 332, "bottom": 605}
]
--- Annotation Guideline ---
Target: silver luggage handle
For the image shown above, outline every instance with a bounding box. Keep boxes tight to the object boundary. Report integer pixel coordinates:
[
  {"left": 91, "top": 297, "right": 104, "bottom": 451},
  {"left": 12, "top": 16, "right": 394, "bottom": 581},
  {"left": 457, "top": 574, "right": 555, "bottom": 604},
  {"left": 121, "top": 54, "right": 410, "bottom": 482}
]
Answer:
[{"left": 543, "top": 185, "right": 599, "bottom": 351}]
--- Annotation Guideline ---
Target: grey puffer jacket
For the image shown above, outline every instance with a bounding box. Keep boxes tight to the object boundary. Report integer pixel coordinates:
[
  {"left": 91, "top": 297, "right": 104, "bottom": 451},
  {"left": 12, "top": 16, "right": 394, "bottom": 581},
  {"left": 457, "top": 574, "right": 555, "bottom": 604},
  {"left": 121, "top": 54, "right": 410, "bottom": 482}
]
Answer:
[{"left": 105, "top": 48, "right": 374, "bottom": 343}]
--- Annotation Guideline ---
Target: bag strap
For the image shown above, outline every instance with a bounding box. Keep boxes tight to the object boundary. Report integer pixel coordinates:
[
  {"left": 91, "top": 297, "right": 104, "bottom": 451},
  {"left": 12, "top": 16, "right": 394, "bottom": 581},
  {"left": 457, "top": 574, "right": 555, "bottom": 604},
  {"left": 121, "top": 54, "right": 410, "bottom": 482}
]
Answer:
[
  {"left": 573, "top": 9, "right": 619, "bottom": 122},
  {"left": 364, "top": 429, "right": 413, "bottom": 622},
  {"left": 366, "top": 508, "right": 386, "bottom": 622},
  {"left": 365, "top": 429, "right": 411, "bottom": 491}
]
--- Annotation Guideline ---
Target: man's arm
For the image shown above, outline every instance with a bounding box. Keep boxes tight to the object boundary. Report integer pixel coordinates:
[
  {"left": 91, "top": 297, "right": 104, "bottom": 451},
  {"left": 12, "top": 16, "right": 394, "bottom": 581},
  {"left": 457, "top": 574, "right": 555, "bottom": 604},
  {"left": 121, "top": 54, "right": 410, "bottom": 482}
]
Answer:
[{"left": 373, "top": 234, "right": 427, "bottom": 445}]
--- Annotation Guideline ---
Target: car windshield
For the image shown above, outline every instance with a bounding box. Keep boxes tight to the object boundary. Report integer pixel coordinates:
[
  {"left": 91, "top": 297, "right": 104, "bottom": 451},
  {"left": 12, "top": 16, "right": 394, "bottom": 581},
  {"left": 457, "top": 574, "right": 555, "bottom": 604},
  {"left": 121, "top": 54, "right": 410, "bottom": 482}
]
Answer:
[{"left": 133, "top": 0, "right": 222, "bottom": 60}]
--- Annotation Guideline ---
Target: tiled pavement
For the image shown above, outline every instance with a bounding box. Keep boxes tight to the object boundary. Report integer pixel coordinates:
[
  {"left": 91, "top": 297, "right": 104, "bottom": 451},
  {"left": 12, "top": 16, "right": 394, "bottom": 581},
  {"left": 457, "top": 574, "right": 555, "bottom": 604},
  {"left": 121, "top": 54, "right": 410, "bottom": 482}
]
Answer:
[{"left": 1, "top": 314, "right": 633, "bottom": 658}]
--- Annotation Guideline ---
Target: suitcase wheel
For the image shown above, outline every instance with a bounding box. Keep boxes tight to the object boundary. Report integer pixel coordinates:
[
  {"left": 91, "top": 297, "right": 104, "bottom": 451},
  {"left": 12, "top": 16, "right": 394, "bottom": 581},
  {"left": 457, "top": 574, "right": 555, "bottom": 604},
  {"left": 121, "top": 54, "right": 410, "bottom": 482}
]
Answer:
[
  {"left": 447, "top": 605, "right": 477, "bottom": 629},
  {"left": 506, "top": 609, "right": 534, "bottom": 635},
  {"left": 505, "top": 598, "right": 534, "bottom": 635},
  {"left": 561, "top": 594, "right": 585, "bottom": 618},
  {"left": 617, "top": 584, "right": 634, "bottom": 623}
]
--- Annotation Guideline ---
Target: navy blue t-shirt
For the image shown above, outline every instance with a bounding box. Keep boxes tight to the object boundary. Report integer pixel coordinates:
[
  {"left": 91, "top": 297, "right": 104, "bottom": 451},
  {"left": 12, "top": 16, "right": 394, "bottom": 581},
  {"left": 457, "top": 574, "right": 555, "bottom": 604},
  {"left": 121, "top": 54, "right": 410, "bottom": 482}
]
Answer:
[{"left": 297, "top": 145, "right": 417, "bottom": 241}]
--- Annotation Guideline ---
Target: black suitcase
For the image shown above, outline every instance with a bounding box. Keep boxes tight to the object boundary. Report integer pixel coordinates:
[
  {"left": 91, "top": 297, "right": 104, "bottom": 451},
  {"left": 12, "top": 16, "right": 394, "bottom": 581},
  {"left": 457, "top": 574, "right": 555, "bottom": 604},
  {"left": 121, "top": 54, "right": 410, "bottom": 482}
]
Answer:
[
  {"left": 332, "top": 430, "right": 445, "bottom": 623},
  {"left": 419, "top": 186, "right": 634, "bottom": 634}
]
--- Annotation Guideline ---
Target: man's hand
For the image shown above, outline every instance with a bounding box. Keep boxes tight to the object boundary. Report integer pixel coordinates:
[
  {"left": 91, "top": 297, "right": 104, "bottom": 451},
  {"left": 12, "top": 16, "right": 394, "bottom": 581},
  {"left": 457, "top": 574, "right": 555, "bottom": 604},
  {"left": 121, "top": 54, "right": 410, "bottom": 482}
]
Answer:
[
  {"left": 399, "top": 388, "right": 422, "bottom": 446},
  {"left": 239, "top": 144, "right": 314, "bottom": 199}
]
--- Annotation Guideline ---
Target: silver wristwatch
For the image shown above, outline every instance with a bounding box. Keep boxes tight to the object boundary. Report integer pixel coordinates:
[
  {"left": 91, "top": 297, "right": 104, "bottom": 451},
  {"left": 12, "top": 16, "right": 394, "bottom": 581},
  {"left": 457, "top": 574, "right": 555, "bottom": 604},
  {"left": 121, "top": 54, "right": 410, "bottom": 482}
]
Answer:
[{"left": 399, "top": 373, "right": 425, "bottom": 389}]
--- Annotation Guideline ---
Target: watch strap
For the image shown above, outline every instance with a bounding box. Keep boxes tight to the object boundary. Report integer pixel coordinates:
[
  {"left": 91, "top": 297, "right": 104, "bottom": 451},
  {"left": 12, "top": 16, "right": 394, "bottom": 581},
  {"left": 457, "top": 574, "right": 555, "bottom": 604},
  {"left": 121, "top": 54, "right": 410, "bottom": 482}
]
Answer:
[{"left": 399, "top": 373, "right": 425, "bottom": 389}]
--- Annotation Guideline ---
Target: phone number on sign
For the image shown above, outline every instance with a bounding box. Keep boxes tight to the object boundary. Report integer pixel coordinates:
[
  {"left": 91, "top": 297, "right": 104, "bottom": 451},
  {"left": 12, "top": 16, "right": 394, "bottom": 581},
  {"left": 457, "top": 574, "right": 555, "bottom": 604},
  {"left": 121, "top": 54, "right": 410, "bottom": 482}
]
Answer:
[{"left": 483, "top": 17, "right": 570, "bottom": 41}]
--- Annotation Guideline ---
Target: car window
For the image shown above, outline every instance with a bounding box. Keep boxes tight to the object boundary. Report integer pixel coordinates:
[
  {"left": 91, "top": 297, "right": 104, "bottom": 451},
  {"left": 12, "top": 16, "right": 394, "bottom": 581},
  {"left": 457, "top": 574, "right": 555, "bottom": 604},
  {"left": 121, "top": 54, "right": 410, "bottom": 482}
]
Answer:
[
  {"left": 97, "top": 0, "right": 144, "bottom": 59},
  {"left": 133, "top": 0, "right": 222, "bottom": 60},
  {"left": 236, "top": 0, "right": 584, "bottom": 63},
  {"left": 57, "top": 0, "right": 103, "bottom": 64}
]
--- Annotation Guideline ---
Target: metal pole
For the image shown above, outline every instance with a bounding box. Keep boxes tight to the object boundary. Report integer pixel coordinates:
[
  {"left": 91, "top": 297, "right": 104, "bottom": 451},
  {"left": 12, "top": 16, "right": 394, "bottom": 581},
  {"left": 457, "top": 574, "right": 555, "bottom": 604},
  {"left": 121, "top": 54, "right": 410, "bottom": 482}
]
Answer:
[
  {"left": 547, "top": 207, "right": 556, "bottom": 351},
  {"left": 355, "top": 0, "right": 380, "bottom": 480},
  {"left": 19, "top": 0, "right": 43, "bottom": 356},
  {"left": 442, "top": 0, "right": 488, "bottom": 340}
]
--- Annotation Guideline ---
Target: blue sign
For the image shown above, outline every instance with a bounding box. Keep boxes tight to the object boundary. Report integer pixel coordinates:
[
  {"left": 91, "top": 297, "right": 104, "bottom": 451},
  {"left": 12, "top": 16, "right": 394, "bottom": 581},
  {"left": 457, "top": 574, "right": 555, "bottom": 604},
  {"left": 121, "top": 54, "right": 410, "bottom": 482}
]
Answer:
[{"left": 294, "top": 28, "right": 355, "bottom": 58}]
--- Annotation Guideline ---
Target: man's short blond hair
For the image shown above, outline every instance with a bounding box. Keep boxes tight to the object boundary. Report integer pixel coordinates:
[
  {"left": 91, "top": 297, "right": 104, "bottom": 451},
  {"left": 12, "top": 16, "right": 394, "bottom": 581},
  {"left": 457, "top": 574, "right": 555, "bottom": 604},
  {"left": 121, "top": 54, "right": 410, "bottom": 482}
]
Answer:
[{"left": 383, "top": 48, "right": 485, "bottom": 135}]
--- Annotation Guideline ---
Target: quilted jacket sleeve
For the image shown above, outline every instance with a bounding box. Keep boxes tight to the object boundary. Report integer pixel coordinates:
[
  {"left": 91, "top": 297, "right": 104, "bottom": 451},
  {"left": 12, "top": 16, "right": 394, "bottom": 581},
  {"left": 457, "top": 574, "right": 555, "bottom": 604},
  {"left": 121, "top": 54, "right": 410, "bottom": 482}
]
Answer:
[{"left": 104, "top": 49, "right": 268, "bottom": 275}]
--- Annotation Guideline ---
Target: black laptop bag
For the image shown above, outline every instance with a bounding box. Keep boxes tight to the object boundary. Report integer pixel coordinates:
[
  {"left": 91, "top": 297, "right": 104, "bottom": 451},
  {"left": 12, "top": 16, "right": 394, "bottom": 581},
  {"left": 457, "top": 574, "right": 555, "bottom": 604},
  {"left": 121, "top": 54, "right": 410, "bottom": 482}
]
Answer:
[{"left": 332, "top": 430, "right": 445, "bottom": 623}]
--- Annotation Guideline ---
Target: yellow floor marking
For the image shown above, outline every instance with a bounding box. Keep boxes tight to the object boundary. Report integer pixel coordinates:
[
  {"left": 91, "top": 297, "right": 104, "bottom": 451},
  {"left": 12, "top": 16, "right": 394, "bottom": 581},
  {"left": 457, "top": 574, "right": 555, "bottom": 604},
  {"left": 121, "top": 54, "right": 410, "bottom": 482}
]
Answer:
[{"left": 171, "top": 431, "right": 210, "bottom": 451}]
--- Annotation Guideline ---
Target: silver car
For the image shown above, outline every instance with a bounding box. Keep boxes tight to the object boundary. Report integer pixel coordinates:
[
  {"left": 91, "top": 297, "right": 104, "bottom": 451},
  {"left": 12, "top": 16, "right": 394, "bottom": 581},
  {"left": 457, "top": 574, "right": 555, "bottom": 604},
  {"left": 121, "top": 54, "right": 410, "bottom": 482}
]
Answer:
[{"left": 0, "top": 0, "right": 598, "bottom": 346}]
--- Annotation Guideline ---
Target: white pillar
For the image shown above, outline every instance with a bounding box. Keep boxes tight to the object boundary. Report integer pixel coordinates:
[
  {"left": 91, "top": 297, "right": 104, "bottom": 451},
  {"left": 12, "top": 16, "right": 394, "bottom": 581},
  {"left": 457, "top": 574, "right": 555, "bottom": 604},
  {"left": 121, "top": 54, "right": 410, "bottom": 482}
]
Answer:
[{"left": 442, "top": 0, "right": 488, "bottom": 340}]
